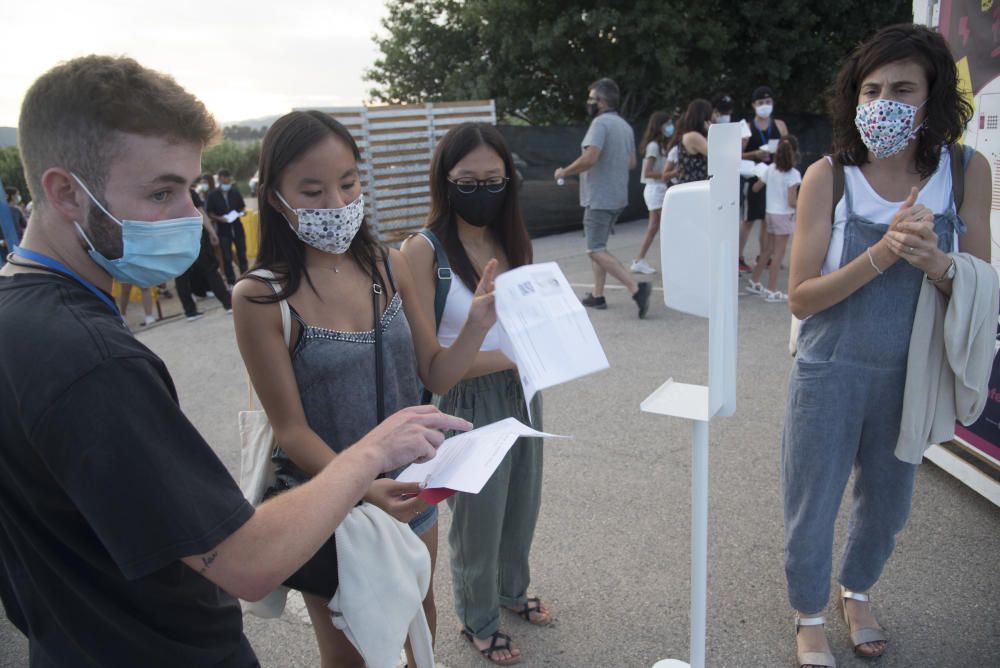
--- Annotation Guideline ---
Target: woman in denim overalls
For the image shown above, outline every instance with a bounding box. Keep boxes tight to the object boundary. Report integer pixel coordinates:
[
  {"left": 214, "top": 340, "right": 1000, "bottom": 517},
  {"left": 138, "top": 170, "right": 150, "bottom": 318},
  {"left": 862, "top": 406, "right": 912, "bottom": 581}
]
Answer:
[{"left": 783, "top": 25, "right": 991, "bottom": 668}]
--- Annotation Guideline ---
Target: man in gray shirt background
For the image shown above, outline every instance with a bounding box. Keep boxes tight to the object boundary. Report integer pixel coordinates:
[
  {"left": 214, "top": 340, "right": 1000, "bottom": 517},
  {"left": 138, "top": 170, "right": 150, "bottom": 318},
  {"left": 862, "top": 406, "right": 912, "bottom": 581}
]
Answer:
[{"left": 555, "top": 78, "right": 651, "bottom": 318}]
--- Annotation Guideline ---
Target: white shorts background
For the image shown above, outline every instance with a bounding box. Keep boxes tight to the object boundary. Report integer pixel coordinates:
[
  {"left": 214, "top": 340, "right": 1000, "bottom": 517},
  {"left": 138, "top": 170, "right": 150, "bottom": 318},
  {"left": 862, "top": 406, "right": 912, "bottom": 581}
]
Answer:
[{"left": 643, "top": 182, "right": 667, "bottom": 211}]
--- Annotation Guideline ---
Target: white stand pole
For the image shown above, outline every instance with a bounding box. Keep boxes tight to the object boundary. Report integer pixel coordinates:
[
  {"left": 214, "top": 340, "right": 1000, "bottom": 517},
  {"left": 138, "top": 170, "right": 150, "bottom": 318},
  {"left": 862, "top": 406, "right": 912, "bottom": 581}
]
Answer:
[
  {"left": 690, "top": 419, "right": 709, "bottom": 668},
  {"left": 652, "top": 419, "right": 708, "bottom": 668}
]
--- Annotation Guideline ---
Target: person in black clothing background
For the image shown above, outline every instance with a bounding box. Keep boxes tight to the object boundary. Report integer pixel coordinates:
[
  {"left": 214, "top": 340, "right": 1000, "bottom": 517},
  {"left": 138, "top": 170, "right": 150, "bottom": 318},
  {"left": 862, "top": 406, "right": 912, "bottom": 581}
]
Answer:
[
  {"left": 740, "top": 86, "right": 788, "bottom": 272},
  {"left": 175, "top": 182, "right": 233, "bottom": 320},
  {"left": 205, "top": 168, "right": 247, "bottom": 285}
]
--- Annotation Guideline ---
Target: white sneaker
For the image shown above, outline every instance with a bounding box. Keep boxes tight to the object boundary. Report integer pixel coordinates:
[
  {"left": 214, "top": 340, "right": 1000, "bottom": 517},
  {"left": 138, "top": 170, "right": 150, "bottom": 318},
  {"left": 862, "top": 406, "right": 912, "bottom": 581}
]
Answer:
[
  {"left": 746, "top": 279, "right": 764, "bottom": 295},
  {"left": 764, "top": 290, "right": 788, "bottom": 303},
  {"left": 141, "top": 315, "right": 156, "bottom": 327},
  {"left": 630, "top": 258, "right": 657, "bottom": 274}
]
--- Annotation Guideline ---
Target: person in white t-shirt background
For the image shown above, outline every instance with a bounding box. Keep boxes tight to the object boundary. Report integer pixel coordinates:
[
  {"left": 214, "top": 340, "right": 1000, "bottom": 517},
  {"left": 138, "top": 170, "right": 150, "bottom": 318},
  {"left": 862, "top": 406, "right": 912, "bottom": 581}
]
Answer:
[
  {"left": 746, "top": 135, "right": 801, "bottom": 302},
  {"left": 632, "top": 111, "right": 674, "bottom": 274}
]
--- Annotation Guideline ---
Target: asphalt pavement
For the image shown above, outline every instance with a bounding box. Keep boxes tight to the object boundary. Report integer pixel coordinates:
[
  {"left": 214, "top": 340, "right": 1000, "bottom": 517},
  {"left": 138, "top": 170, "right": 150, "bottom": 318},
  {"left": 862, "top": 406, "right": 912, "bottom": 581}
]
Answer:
[{"left": 1, "top": 218, "right": 997, "bottom": 667}]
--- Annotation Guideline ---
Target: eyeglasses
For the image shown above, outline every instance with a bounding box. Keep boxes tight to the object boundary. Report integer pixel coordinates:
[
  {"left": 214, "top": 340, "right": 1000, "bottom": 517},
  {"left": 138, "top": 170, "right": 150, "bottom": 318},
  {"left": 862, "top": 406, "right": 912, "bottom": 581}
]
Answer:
[{"left": 448, "top": 177, "right": 509, "bottom": 194}]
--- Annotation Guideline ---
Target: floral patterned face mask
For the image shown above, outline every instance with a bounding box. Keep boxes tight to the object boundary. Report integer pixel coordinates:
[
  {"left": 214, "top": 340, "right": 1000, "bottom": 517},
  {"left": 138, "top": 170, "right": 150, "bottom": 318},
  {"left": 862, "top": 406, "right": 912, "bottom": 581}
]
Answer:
[
  {"left": 854, "top": 98, "right": 926, "bottom": 160},
  {"left": 276, "top": 191, "right": 365, "bottom": 254}
]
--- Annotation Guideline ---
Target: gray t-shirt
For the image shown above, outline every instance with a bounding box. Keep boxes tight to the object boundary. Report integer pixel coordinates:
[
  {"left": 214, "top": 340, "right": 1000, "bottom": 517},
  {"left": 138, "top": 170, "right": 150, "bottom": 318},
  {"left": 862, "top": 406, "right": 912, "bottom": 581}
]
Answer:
[{"left": 579, "top": 111, "right": 634, "bottom": 210}]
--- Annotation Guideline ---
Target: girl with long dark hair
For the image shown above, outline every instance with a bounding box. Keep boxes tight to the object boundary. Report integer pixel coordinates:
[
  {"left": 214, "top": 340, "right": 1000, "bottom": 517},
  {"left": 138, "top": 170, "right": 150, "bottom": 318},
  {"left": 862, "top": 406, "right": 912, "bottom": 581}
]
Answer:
[
  {"left": 783, "top": 24, "right": 990, "bottom": 667},
  {"left": 746, "top": 135, "right": 801, "bottom": 302},
  {"left": 232, "top": 110, "right": 497, "bottom": 667},
  {"left": 670, "top": 98, "right": 713, "bottom": 185},
  {"left": 401, "top": 123, "right": 545, "bottom": 666}
]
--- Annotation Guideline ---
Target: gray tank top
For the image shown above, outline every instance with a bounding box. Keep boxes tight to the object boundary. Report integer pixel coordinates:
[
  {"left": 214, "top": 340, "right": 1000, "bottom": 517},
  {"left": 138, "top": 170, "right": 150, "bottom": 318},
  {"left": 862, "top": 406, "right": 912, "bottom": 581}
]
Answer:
[{"left": 272, "top": 268, "right": 420, "bottom": 488}]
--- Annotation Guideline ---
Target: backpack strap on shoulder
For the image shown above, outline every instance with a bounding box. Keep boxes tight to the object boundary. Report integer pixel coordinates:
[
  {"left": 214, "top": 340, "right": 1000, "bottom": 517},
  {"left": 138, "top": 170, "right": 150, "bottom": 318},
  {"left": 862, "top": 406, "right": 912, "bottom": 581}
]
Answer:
[
  {"left": 829, "top": 155, "right": 845, "bottom": 226},
  {"left": 418, "top": 228, "right": 451, "bottom": 333},
  {"left": 949, "top": 143, "right": 973, "bottom": 212}
]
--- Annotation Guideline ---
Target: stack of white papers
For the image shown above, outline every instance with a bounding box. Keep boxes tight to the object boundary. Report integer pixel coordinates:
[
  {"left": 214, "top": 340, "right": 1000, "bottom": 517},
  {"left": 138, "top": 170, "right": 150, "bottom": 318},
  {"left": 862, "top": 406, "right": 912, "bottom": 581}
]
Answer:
[
  {"left": 396, "top": 418, "right": 567, "bottom": 500},
  {"left": 223, "top": 210, "right": 242, "bottom": 223},
  {"left": 495, "top": 262, "right": 610, "bottom": 412}
]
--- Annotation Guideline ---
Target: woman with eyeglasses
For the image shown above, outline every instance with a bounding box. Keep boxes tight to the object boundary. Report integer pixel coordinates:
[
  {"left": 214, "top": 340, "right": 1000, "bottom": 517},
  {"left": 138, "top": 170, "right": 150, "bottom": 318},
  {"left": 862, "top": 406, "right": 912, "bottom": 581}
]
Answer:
[
  {"left": 401, "top": 123, "right": 546, "bottom": 666},
  {"left": 232, "top": 111, "right": 498, "bottom": 668}
]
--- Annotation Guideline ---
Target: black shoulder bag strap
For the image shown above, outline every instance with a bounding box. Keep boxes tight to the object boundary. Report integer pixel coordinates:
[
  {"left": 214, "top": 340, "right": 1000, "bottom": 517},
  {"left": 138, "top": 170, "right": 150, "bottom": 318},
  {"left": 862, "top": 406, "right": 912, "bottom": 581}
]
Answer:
[
  {"left": 417, "top": 229, "right": 452, "bottom": 404},
  {"left": 372, "top": 252, "right": 385, "bottom": 424},
  {"left": 830, "top": 155, "right": 845, "bottom": 227},
  {"left": 419, "top": 228, "right": 452, "bottom": 331},
  {"left": 949, "top": 143, "right": 972, "bottom": 212}
]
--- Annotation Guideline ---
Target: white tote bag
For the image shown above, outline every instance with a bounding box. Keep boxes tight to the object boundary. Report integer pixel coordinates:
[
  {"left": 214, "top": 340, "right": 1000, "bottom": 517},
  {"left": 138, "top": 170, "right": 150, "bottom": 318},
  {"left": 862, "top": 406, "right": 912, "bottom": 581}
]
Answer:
[{"left": 238, "top": 270, "right": 292, "bottom": 619}]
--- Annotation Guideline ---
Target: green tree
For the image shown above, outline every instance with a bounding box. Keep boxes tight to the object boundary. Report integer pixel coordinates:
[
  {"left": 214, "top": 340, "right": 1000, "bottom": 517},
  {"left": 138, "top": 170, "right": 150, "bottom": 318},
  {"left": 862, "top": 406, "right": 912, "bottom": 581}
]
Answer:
[
  {"left": 202, "top": 140, "right": 261, "bottom": 181},
  {"left": 0, "top": 147, "right": 27, "bottom": 199},
  {"left": 367, "top": 0, "right": 911, "bottom": 124}
]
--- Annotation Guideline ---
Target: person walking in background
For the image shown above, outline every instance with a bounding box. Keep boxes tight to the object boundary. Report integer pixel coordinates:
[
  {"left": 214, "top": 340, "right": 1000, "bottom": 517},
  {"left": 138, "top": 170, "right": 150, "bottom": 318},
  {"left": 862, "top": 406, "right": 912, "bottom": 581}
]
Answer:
[
  {"left": 116, "top": 283, "right": 156, "bottom": 327},
  {"left": 4, "top": 188, "right": 27, "bottom": 240},
  {"left": 205, "top": 168, "right": 248, "bottom": 285},
  {"left": 175, "top": 180, "right": 232, "bottom": 321},
  {"left": 782, "top": 24, "right": 992, "bottom": 667},
  {"left": 746, "top": 135, "right": 801, "bottom": 303},
  {"left": 740, "top": 86, "right": 788, "bottom": 272},
  {"left": 554, "top": 77, "right": 651, "bottom": 318},
  {"left": 403, "top": 123, "right": 549, "bottom": 666},
  {"left": 631, "top": 111, "right": 673, "bottom": 275}
]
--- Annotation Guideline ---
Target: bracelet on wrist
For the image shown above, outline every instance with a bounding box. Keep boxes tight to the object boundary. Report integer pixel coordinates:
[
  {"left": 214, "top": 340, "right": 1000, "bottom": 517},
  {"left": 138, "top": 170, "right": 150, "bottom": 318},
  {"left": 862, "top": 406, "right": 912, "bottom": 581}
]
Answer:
[{"left": 866, "top": 246, "right": 885, "bottom": 276}]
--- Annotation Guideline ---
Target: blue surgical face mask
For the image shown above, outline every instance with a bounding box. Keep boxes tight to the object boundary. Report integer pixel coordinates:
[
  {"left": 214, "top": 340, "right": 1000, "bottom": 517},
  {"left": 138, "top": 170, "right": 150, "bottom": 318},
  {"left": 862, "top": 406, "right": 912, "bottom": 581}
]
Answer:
[
  {"left": 71, "top": 174, "right": 203, "bottom": 287},
  {"left": 663, "top": 123, "right": 675, "bottom": 138},
  {"left": 220, "top": 182, "right": 232, "bottom": 192}
]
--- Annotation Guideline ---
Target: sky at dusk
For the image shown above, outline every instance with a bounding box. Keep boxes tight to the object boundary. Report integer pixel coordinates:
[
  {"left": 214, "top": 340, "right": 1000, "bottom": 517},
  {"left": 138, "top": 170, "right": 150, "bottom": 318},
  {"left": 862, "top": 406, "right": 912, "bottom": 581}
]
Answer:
[{"left": 0, "top": 0, "right": 391, "bottom": 127}]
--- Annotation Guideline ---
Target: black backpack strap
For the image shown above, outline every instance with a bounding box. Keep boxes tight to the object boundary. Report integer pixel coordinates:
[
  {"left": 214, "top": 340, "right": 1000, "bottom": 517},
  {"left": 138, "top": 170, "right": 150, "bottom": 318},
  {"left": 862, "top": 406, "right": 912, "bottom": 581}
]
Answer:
[
  {"left": 829, "top": 156, "right": 845, "bottom": 226},
  {"left": 949, "top": 143, "right": 974, "bottom": 212},
  {"left": 416, "top": 228, "right": 452, "bottom": 405},
  {"left": 418, "top": 229, "right": 451, "bottom": 332}
]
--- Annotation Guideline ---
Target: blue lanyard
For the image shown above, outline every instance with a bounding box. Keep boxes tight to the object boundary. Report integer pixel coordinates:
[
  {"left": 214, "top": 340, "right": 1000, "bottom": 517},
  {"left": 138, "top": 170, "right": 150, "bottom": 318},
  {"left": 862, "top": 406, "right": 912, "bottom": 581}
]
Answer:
[
  {"left": 11, "top": 245, "right": 124, "bottom": 322},
  {"left": 756, "top": 121, "right": 771, "bottom": 147}
]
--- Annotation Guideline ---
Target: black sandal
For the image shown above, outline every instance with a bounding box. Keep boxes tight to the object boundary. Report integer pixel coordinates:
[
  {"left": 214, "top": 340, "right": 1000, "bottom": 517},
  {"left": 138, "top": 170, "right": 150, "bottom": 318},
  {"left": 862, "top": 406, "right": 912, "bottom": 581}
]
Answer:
[
  {"left": 506, "top": 596, "right": 552, "bottom": 626},
  {"left": 461, "top": 628, "right": 521, "bottom": 665}
]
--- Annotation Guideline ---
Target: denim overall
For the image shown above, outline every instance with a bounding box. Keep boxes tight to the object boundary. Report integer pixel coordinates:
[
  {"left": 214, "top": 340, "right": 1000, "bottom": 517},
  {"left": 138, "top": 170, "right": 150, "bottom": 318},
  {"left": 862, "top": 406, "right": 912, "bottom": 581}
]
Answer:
[{"left": 781, "top": 170, "right": 964, "bottom": 614}]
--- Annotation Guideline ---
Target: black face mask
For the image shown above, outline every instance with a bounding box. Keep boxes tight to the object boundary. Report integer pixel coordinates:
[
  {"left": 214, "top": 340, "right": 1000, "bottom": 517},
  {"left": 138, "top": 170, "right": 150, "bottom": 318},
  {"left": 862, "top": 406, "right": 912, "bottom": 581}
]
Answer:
[
  {"left": 586, "top": 102, "right": 599, "bottom": 118},
  {"left": 448, "top": 182, "right": 506, "bottom": 228}
]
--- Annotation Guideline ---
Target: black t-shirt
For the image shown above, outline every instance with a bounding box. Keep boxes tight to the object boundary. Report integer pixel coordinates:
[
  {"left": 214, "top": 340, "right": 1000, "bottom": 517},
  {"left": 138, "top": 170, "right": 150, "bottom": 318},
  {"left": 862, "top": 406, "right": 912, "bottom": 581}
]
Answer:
[{"left": 0, "top": 273, "right": 258, "bottom": 667}]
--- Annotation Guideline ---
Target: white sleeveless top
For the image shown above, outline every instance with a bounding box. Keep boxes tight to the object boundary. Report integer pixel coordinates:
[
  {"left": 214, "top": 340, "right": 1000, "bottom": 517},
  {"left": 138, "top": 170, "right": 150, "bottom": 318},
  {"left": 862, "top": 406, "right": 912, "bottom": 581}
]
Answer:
[
  {"left": 822, "top": 149, "right": 957, "bottom": 276},
  {"left": 417, "top": 234, "right": 502, "bottom": 351}
]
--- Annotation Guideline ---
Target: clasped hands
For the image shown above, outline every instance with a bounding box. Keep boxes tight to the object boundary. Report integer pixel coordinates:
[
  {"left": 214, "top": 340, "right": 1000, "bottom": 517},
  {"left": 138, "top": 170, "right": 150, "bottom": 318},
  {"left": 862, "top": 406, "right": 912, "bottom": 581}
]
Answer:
[{"left": 880, "top": 186, "right": 951, "bottom": 280}]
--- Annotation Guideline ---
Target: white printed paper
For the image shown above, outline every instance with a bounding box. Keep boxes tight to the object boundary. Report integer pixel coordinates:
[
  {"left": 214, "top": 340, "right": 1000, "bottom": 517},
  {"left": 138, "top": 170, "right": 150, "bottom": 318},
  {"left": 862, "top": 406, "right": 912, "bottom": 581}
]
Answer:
[
  {"left": 223, "top": 210, "right": 242, "bottom": 223},
  {"left": 494, "top": 262, "right": 610, "bottom": 412},
  {"left": 396, "top": 418, "right": 567, "bottom": 493}
]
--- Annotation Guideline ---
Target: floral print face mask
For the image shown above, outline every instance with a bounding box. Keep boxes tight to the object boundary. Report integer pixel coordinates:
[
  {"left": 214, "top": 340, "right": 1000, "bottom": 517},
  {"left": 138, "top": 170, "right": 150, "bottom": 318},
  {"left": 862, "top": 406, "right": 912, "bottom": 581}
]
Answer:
[
  {"left": 276, "top": 191, "right": 365, "bottom": 254},
  {"left": 854, "top": 98, "right": 926, "bottom": 160}
]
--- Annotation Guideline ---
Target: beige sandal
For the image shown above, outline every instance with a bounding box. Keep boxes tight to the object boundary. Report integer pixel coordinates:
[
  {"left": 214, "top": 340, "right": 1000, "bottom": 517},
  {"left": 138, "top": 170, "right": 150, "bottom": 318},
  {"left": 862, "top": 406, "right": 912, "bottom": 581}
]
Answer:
[
  {"left": 839, "top": 586, "right": 887, "bottom": 658},
  {"left": 795, "top": 614, "right": 836, "bottom": 668}
]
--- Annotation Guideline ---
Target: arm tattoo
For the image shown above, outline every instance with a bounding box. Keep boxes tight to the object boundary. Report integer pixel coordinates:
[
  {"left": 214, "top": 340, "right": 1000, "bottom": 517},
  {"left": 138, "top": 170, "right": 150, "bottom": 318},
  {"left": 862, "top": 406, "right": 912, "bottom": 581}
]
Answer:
[{"left": 198, "top": 550, "right": 219, "bottom": 574}]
